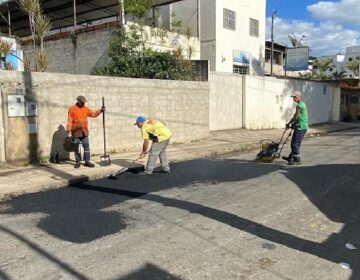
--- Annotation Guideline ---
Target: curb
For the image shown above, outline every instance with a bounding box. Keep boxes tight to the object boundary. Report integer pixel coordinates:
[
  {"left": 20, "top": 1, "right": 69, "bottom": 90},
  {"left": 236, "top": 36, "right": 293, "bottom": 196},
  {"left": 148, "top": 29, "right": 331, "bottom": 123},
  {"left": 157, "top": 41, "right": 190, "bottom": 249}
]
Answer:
[{"left": 0, "top": 125, "right": 358, "bottom": 201}]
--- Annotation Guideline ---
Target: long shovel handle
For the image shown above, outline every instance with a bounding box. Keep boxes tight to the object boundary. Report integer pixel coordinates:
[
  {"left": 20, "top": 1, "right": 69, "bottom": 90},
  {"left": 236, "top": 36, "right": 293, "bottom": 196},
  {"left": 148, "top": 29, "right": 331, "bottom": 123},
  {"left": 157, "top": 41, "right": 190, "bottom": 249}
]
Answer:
[
  {"left": 102, "top": 97, "right": 107, "bottom": 155},
  {"left": 110, "top": 152, "right": 149, "bottom": 177}
]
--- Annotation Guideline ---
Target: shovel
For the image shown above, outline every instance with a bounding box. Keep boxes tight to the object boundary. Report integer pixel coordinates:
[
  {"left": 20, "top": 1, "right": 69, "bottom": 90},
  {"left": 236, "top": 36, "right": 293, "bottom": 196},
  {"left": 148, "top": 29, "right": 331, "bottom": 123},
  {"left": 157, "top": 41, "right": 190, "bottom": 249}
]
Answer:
[
  {"left": 108, "top": 152, "right": 149, "bottom": 179},
  {"left": 100, "top": 97, "right": 111, "bottom": 166}
]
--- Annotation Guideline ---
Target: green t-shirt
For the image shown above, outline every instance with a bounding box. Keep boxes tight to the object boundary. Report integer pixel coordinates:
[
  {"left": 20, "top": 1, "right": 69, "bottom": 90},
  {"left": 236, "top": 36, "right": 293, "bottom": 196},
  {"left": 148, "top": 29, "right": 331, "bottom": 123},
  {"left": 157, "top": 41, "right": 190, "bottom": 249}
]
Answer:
[{"left": 295, "top": 101, "right": 309, "bottom": 129}]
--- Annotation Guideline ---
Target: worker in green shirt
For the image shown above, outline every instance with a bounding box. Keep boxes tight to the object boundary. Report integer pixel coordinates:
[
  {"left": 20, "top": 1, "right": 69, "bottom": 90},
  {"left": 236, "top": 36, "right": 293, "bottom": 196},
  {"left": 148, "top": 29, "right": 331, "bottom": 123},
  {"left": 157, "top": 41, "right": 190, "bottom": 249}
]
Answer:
[
  {"left": 134, "top": 116, "right": 172, "bottom": 175},
  {"left": 283, "top": 91, "right": 309, "bottom": 165}
]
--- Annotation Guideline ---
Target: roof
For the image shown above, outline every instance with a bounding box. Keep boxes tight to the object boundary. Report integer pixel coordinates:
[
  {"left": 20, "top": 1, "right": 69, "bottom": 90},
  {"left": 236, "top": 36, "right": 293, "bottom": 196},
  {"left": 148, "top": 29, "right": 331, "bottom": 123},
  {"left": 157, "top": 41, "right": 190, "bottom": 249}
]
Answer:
[
  {"left": 0, "top": 0, "right": 184, "bottom": 38},
  {"left": 265, "top": 41, "right": 286, "bottom": 51}
]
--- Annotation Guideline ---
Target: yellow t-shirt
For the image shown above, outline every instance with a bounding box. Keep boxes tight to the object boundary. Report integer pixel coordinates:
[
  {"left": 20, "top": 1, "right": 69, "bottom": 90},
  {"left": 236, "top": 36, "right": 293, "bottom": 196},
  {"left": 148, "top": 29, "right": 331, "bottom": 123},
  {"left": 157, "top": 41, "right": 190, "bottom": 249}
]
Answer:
[{"left": 141, "top": 120, "right": 172, "bottom": 142}]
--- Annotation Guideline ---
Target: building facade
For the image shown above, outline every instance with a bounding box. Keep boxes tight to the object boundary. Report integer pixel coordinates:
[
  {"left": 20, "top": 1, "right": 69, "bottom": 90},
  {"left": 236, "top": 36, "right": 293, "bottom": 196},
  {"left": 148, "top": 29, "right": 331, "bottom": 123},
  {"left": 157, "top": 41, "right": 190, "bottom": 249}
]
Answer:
[
  {"left": 198, "top": 0, "right": 266, "bottom": 75},
  {"left": 326, "top": 46, "right": 360, "bottom": 78}
]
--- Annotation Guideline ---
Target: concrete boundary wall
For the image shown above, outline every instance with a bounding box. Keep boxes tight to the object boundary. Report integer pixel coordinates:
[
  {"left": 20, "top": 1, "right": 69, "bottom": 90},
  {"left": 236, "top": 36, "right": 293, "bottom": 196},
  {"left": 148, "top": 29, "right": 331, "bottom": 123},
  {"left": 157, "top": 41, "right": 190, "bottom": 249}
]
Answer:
[
  {"left": 244, "top": 76, "right": 340, "bottom": 129},
  {"left": 0, "top": 86, "right": 5, "bottom": 162},
  {"left": 0, "top": 71, "right": 209, "bottom": 162},
  {"left": 22, "top": 22, "right": 201, "bottom": 75},
  {"left": 209, "top": 73, "right": 243, "bottom": 131}
]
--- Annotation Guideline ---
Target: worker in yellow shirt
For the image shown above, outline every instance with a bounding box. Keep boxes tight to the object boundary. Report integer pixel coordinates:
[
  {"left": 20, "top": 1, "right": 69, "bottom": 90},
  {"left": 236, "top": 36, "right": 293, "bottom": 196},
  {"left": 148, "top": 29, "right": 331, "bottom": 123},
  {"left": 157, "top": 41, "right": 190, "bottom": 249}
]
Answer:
[{"left": 134, "top": 116, "right": 172, "bottom": 175}]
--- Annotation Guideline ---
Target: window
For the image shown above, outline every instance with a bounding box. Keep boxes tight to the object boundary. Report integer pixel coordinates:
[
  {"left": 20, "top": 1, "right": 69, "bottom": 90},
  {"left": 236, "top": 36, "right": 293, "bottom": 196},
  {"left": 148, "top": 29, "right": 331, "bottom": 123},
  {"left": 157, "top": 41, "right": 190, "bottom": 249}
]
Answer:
[
  {"left": 249, "top": 18, "right": 259, "bottom": 37},
  {"left": 233, "top": 65, "right": 249, "bottom": 75},
  {"left": 223, "top": 8, "right": 236, "bottom": 30}
]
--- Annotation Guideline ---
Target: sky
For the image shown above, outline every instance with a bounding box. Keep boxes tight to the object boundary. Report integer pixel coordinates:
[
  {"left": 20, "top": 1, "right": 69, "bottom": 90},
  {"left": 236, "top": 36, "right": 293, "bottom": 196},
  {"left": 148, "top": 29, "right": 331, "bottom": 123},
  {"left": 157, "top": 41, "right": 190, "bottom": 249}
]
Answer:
[{"left": 266, "top": 0, "right": 360, "bottom": 57}]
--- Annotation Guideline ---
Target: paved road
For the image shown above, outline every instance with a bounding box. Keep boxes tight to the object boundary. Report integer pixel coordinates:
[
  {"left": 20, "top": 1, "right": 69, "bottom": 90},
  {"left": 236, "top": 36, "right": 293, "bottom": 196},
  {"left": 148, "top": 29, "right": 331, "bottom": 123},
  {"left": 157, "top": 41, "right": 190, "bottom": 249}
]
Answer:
[{"left": 1, "top": 129, "right": 360, "bottom": 280}]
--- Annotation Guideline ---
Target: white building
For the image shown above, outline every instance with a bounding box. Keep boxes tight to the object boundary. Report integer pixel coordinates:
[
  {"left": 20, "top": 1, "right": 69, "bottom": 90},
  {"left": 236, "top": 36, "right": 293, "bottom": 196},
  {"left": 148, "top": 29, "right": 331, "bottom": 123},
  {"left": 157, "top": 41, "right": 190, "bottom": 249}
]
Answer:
[
  {"left": 153, "top": 0, "right": 266, "bottom": 75},
  {"left": 199, "top": 0, "right": 265, "bottom": 75},
  {"left": 344, "top": 45, "right": 360, "bottom": 77},
  {"left": 326, "top": 46, "right": 360, "bottom": 78}
]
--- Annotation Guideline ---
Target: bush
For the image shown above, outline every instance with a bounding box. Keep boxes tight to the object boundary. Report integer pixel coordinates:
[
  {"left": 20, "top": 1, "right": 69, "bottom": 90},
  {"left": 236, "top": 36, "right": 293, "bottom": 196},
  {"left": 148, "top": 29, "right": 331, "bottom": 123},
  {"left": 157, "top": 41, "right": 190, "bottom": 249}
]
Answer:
[{"left": 94, "top": 28, "right": 195, "bottom": 81}]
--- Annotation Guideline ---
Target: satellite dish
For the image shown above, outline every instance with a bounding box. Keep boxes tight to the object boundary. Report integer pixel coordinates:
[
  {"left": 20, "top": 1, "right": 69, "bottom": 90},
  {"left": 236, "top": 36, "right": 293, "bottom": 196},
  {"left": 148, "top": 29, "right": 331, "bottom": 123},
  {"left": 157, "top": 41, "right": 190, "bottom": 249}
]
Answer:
[{"left": 288, "top": 34, "right": 304, "bottom": 47}]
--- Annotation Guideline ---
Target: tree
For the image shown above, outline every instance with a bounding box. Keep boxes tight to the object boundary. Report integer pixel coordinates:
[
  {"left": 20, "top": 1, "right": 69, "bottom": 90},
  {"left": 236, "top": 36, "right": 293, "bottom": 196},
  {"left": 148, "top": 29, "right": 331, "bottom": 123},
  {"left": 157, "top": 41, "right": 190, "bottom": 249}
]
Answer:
[
  {"left": 95, "top": 0, "right": 195, "bottom": 80},
  {"left": 298, "top": 71, "right": 313, "bottom": 80},
  {"left": 94, "top": 28, "right": 194, "bottom": 80},
  {"left": 313, "top": 58, "right": 332, "bottom": 80},
  {"left": 347, "top": 59, "right": 359, "bottom": 77},
  {"left": 19, "top": 0, "right": 51, "bottom": 71}
]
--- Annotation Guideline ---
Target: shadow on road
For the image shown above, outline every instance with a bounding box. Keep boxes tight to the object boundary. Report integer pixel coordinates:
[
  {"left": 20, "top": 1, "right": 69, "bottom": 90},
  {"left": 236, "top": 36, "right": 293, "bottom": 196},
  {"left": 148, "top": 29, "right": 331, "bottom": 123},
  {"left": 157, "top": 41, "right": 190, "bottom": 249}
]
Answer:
[
  {"left": 1, "top": 158, "right": 359, "bottom": 279},
  {"left": 0, "top": 224, "right": 88, "bottom": 280},
  {"left": 117, "top": 263, "right": 183, "bottom": 280},
  {"left": 0, "top": 269, "right": 11, "bottom": 280}
]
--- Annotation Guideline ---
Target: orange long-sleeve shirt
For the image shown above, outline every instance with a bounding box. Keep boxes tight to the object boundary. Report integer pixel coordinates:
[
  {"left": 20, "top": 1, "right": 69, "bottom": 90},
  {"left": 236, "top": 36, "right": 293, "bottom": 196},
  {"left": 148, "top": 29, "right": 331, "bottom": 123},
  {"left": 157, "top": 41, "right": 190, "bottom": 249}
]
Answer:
[{"left": 66, "top": 105, "right": 101, "bottom": 137}]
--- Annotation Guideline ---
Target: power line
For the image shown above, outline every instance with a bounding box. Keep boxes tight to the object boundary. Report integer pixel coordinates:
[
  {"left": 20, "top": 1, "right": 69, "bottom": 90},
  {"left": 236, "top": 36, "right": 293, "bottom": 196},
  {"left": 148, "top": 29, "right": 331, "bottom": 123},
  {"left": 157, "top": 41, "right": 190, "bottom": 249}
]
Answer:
[{"left": 276, "top": 0, "right": 284, "bottom": 12}]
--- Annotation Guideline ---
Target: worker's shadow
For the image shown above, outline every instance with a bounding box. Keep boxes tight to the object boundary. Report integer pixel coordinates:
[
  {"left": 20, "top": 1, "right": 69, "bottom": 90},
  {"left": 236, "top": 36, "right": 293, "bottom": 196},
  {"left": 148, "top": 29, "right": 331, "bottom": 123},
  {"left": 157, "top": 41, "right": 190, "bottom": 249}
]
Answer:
[
  {"left": 1, "top": 159, "right": 359, "bottom": 279},
  {"left": 50, "top": 125, "right": 69, "bottom": 163}
]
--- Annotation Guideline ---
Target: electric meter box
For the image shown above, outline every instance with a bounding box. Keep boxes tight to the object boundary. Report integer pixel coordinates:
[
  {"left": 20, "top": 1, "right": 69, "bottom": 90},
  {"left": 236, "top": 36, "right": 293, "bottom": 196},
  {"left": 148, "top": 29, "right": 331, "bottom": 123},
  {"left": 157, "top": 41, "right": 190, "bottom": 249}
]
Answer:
[
  {"left": 26, "top": 101, "right": 38, "bottom": 117},
  {"left": 8, "top": 95, "right": 25, "bottom": 117}
]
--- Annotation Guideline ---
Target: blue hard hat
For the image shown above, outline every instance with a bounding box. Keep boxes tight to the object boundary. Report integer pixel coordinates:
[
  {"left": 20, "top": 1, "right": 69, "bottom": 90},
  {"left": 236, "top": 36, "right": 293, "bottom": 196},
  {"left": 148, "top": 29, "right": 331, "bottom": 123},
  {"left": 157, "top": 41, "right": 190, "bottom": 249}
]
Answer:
[{"left": 134, "top": 116, "right": 146, "bottom": 125}]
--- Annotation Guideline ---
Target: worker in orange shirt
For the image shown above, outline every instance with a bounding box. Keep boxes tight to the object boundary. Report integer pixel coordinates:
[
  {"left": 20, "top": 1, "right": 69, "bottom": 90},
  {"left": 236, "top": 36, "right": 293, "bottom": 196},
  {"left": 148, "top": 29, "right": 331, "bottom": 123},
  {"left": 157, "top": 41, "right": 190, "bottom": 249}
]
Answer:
[{"left": 66, "top": 95, "right": 105, "bottom": 168}]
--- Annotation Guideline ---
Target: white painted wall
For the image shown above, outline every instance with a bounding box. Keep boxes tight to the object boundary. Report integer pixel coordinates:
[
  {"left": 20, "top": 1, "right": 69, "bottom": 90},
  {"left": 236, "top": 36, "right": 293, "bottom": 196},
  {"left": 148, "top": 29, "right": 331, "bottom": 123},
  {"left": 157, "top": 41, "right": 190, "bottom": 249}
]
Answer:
[
  {"left": 214, "top": 0, "right": 266, "bottom": 75},
  {"left": 330, "top": 87, "right": 341, "bottom": 122},
  {"left": 209, "top": 73, "right": 243, "bottom": 130},
  {"left": 0, "top": 86, "right": 5, "bottom": 162},
  {"left": 244, "top": 76, "right": 339, "bottom": 129},
  {"left": 200, "top": 0, "right": 216, "bottom": 71},
  {"left": 22, "top": 23, "right": 200, "bottom": 75},
  {"left": 132, "top": 23, "right": 201, "bottom": 60}
]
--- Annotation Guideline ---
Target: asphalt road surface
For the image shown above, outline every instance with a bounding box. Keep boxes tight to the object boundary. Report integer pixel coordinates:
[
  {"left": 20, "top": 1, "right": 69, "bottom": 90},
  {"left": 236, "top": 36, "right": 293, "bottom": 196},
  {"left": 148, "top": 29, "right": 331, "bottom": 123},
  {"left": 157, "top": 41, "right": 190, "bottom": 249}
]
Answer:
[{"left": 1, "top": 129, "right": 360, "bottom": 280}]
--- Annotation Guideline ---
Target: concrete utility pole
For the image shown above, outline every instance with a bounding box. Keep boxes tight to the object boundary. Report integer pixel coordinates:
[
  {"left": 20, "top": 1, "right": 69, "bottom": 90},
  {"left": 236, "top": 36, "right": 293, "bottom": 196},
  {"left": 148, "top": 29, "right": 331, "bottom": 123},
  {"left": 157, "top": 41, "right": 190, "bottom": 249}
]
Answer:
[
  {"left": 197, "top": 0, "right": 200, "bottom": 39},
  {"left": 7, "top": 4, "right": 11, "bottom": 36},
  {"left": 270, "top": 10, "right": 276, "bottom": 76},
  {"left": 119, "top": 0, "right": 125, "bottom": 27},
  {"left": 73, "top": 0, "right": 77, "bottom": 32}
]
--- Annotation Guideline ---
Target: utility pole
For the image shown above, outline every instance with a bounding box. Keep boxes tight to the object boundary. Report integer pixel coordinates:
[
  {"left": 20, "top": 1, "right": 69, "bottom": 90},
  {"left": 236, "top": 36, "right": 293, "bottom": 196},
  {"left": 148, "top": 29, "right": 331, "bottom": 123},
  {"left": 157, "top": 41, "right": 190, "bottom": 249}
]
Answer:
[
  {"left": 270, "top": 10, "right": 276, "bottom": 76},
  {"left": 7, "top": 4, "right": 11, "bottom": 36},
  {"left": 119, "top": 0, "right": 125, "bottom": 27},
  {"left": 284, "top": 45, "right": 287, "bottom": 77}
]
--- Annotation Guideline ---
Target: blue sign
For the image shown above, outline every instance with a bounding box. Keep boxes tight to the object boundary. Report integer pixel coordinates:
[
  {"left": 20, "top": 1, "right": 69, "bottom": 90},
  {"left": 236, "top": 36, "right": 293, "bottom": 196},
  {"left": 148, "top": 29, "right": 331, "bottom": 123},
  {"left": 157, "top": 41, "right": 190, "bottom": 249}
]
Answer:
[
  {"left": 233, "top": 50, "right": 250, "bottom": 65},
  {"left": 285, "top": 47, "right": 309, "bottom": 71},
  {"left": 6, "top": 51, "right": 18, "bottom": 69}
]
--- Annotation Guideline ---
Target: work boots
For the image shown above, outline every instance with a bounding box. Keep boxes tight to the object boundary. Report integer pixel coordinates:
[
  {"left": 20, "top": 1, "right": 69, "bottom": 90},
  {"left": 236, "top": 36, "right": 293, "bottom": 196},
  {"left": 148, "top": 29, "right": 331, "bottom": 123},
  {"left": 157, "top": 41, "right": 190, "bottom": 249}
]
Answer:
[
  {"left": 288, "top": 158, "right": 301, "bottom": 165},
  {"left": 282, "top": 156, "right": 291, "bottom": 161},
  {"left": 84, "top": 161, "right": 95, "bottom": 168}
]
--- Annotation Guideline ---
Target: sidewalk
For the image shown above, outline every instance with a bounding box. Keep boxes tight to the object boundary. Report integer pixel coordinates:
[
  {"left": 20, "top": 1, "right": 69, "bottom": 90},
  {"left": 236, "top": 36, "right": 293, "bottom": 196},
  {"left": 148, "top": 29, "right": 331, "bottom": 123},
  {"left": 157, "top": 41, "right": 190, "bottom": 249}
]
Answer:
[{"left": 0, "top": 121, "right": 358, "bottom": 200}]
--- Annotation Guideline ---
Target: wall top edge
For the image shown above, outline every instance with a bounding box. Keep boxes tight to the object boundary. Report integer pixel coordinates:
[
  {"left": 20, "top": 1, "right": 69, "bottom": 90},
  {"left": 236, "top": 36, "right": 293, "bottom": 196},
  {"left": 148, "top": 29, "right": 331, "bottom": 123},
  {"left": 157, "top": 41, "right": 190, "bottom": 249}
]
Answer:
[{"left": 0, "top": 71, "right": 210, "bottom": 89}]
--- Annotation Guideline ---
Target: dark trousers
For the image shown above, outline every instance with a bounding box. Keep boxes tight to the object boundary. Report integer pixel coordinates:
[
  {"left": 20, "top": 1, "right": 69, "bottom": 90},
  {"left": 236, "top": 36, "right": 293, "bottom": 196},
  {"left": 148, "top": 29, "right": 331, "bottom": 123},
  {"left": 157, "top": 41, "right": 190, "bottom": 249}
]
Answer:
[
  {"left": 75, "top": 136, "right": 90, "bottom": 162},
  {"left": 289, "top": 129, "right": 307, "bottom": 160}
]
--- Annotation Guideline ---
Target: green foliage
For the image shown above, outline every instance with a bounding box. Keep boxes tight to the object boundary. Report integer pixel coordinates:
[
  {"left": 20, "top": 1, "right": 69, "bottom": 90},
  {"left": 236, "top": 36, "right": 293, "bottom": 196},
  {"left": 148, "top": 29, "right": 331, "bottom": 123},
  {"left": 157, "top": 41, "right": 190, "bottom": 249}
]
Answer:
[
  {"left": 311, "top": 58, "right": 332, "bottom": 80},
  {"left": 347, "top": 59, "right": 359, "bottom": 77},
  {"left": 94, "top": 28, "right": 194, "bottom": 80},
  {"left": 125, "top": 0, "right": 153, "bottom": 20},
  {"left": 298, "top": 71, "right": 313, "bottom": 80},
  {"left": 94, "top": 0, "right": 195, "bottom": 80}
]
